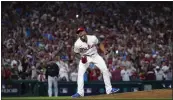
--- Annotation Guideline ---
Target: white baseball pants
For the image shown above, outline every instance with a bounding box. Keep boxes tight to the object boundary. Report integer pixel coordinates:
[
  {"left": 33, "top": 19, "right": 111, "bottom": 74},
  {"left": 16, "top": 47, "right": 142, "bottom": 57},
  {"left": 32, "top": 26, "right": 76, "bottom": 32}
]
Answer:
[{"left": 77, "top": 53, "right": 112, "bottom": 96}]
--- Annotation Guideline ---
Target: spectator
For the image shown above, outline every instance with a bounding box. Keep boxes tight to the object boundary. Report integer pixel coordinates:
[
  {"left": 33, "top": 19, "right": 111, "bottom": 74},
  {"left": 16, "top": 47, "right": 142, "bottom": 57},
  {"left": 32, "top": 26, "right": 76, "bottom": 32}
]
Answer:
[
  {"left": 11, "top": 59, "right": 18, "bottom": 69},
  {"left": 111, "top": 66, "right": 122, "bottom": 81},
  {"left": 95, "top": 67, "right": 102, "bottom": 81},
  {"left": 121, "top": 66, "right": 131, "bottom": 81},
  {"left": 146, "top": 66, "right": 156, "bottom": 80},
  {"left": 139, "top": 69, "right": 146, "bottom": 81},
  {"left": 161, "top": 62, "right": 169, "bottom": 73},
  {"left": 56, "top": 57, "right": 69, "bottom": 82},
  {"left": 37, "top": 69, "right": 46, "bottom": 82},
  {"left": 31, "top": 65, "right": 37, "bottom": 80},
  {"left": 130, "top": 71, "right": 140, "bottom": 81},
  {"left": 2, "top": 67, "right": 5, "bottom": 80},
  {"left": 89, "top": 68, "right": 98, "bottom": 81},
  {"left": 84, "top": 71, "right": 89, "bottom": 82},
  {"left": 3, "top": 66, "right": 12, "bottom": 80},
  {"left": 154, "top": 66, "right": 165, "bottom": 81},
  {"left": 70, "top": 68, "right": 78, "bottom": 82},
  {"left": 164, "top": 67, "right": 172, "bottom": 80}
]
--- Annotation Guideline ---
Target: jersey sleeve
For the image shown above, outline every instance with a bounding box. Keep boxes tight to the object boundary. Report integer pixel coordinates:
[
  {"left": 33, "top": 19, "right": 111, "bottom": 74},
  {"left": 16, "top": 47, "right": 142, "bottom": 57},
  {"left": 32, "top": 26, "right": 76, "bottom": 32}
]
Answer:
[
  {"left": 93, "top": 35, "right": 99, "bottom": 44},
  {"left": 74, "top": 43, "right": 80, "bottom": 53}
]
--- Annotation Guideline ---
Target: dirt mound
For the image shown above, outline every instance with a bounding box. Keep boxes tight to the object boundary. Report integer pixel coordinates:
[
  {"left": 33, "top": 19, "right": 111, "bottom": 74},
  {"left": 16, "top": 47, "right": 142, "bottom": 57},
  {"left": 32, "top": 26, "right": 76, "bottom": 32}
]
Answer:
[{"left": 84, "top": 89, "right": 172, "bottom": 99}]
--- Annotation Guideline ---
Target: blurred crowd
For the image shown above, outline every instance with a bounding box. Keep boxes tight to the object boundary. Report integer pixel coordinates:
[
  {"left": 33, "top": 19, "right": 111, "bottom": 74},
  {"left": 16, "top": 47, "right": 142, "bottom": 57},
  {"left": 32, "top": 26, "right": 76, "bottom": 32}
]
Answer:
[{"left": 1, "top": 2, "right": 173, "bottom": 82}]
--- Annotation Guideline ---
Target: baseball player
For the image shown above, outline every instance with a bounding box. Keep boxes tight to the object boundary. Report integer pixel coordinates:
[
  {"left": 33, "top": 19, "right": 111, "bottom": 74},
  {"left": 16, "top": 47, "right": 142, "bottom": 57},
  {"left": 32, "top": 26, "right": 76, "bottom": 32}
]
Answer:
[{"left": 72, "top": 27, "right": 119, "bottom": 98}]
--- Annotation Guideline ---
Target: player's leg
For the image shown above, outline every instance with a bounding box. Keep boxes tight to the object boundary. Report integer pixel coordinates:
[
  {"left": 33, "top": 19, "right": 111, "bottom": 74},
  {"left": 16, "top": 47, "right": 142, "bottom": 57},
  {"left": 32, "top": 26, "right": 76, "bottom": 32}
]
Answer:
[
  {"left": 72, "top": 58, "right": 90, "bottom": 98},
  {"left": 53, "top": 76, "right": 58, "bottom": 97},
  {"left": 93, "top": 54, "right": 119, "bottom": 94},
  {"left": 77, "top": 60, "right": 90, "bottom": 96},
  {"left": 48, "top": 76, "right": 53, "bottom": 97}
]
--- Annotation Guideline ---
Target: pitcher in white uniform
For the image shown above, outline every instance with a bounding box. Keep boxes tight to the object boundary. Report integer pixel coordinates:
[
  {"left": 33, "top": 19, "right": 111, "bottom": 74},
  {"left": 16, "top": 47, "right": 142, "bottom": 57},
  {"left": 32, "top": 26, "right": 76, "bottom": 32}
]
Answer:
[{"left": 72, "top": 27, "right": 119, "bottom": 98}]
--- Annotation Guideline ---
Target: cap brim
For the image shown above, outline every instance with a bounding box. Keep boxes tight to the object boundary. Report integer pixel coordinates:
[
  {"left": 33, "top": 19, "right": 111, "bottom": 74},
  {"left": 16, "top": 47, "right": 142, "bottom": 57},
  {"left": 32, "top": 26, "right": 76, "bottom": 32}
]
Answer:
[{"left": 76, "top": 30, "right": 84, "bottom": 34}]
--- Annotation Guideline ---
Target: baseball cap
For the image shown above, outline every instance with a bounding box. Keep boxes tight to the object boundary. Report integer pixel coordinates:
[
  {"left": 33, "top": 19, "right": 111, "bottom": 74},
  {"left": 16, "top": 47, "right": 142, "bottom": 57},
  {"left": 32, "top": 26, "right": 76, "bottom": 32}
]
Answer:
[{"left": 76, "top": 27, "right": 85, "bottom": 34}]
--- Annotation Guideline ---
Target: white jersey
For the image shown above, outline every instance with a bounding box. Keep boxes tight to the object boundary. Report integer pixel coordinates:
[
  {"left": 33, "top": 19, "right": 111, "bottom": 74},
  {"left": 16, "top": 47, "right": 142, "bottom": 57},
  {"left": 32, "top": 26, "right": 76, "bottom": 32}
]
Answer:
[
  {"left": 74, "top": 35, "right": 99, "bottom": 56},
  {"left": 154, "top": 69, "right": 164, "bottom": 81},
  {"left": 121, "top": 69, "right": 131, "bottom": 81},
  {"left": 56, "top": 61, "right": 69, "bottom": 74}
]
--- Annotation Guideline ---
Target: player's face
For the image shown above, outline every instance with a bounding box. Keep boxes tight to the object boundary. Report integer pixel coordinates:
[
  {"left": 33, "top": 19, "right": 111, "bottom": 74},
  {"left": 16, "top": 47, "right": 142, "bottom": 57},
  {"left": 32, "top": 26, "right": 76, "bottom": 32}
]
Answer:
[
  {"left": 78, "top": 31, "right": 87, "bottom": 42},
  {"left": 78, "top": 31, "right": 86, "bottom": 38}
]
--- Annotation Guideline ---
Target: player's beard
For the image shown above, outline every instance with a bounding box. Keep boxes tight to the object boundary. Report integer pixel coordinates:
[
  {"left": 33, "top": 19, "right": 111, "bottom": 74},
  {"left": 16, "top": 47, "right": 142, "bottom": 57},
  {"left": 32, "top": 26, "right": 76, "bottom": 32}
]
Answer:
[{"left": 80, "top": 35, "right": 87, "bottom": 42}]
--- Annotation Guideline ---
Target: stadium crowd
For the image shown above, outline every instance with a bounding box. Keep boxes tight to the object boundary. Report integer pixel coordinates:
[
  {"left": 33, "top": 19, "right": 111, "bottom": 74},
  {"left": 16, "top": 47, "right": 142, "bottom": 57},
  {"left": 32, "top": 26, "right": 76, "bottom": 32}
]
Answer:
[{"left": 1, "top": 2, "right": 173, "bottom": 82}]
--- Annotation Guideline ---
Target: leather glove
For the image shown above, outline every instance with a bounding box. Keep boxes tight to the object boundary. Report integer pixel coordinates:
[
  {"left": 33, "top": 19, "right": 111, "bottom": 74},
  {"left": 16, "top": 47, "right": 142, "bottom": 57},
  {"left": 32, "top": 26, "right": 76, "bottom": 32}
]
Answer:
[{"left": 81, "top": 56, "right": 87, "bottom": 64}]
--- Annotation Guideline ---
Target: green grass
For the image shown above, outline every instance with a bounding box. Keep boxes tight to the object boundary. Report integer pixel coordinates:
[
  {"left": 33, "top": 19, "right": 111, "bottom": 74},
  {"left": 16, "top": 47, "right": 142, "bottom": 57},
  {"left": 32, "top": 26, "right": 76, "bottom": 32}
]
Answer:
[
  {"left": 2, "top": 97, "right": 70, "bottom": 100},
  {"left": 1, "top": 97, "right": 172, "bottom": 100}
]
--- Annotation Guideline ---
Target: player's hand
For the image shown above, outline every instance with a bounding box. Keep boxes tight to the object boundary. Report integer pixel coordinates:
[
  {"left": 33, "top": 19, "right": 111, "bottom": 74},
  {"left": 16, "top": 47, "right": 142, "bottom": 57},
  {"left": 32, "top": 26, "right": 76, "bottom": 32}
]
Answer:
[{"left": 81, "top": 56, "right": 87, "bottom": 64}]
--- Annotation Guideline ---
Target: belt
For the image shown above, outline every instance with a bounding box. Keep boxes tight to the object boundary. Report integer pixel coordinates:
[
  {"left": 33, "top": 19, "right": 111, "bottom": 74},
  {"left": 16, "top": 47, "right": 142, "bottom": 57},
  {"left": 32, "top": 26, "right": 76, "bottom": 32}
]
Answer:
[{"left": 84, "top": 53, "right": 95, "bottom": 56}]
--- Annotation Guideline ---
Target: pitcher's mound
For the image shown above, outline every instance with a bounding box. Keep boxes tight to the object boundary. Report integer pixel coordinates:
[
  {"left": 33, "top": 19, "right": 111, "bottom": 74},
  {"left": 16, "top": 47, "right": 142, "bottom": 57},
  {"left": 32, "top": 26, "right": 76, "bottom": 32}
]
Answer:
[{"left": 84, "top": 89, "right": 172, "bottom": 99}]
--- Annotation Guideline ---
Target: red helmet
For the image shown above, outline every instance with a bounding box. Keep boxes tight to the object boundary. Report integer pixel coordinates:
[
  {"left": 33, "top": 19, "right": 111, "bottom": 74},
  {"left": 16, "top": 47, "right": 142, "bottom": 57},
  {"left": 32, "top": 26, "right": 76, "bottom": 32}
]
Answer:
[{"left": 76, "top": 27, "right": 85, "bottom": 34}]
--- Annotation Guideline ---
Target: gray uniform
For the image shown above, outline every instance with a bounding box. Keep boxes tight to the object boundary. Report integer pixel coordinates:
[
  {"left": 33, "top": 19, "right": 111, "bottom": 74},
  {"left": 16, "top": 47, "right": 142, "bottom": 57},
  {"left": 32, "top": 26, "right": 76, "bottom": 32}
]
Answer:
[{"left": 46, "top": 63, "right": 59, "bottom": 97}]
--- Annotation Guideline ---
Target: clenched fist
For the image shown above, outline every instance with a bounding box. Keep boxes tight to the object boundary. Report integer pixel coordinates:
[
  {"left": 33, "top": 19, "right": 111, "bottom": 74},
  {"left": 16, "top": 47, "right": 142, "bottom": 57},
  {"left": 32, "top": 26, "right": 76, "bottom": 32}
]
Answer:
[{"left": 81, "top": 56, "right": 87, "bottom": 64}]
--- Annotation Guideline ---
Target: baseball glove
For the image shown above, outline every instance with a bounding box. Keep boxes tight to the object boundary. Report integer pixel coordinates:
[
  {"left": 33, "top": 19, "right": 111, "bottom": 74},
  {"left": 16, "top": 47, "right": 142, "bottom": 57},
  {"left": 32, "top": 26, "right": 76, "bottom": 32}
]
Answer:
[{"left": 81, "top": 56, "right": 87, "bottom": 64}]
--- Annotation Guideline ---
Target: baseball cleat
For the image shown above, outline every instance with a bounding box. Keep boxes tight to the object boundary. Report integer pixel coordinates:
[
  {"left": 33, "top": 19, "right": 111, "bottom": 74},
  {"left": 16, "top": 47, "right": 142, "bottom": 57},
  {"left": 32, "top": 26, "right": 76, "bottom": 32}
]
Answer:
[
  {"left": 71, "top": 93, "right": 82, "bottom": 98},
  {"left": 110, "top": 88, "right": 120, "bottom": 93}
]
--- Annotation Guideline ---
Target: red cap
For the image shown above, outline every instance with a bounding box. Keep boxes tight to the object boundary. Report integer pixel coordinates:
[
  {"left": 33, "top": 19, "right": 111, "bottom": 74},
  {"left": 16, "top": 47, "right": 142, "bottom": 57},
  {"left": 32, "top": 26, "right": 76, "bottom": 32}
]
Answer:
[{"left": 76, "top": 27, "right": 85, "bottom": 34}]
